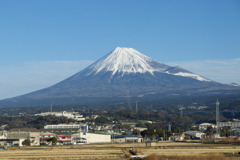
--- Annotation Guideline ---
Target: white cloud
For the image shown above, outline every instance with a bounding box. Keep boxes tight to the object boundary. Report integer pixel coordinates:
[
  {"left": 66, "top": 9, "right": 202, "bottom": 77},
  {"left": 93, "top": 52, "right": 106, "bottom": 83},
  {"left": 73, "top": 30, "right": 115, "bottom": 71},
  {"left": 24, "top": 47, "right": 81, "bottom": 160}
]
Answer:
[
  {"left": 166, "top": 58, "right": 240, "bottom": 84},
  {"left": 0, "top": 60, "right": 93, "bottom": 99}
]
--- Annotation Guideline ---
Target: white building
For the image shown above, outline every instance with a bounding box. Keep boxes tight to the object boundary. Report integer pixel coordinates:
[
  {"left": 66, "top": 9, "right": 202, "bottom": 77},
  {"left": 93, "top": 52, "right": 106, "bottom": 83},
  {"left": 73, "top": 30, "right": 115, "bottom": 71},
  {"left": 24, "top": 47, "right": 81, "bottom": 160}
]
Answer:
[
  {"left": 170, "top": 133, "right": 186, "bottom": 141},
  {"left": 44, "top": 124, "right": 88, "bottom": 131},
  {"left": 35, "top": 111, "right": 85, "bottom": 121},
  {"left": 218, "top": 121, "right": 240, "bottom": 128}
]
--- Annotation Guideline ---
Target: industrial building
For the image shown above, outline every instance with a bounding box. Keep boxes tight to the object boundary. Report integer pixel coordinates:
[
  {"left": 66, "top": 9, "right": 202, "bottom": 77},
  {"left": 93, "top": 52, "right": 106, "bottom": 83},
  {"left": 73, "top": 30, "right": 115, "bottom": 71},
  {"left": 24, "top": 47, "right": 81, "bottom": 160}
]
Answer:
[
  {"left": 42, "top": 124, "right": 111, "bottom": 144},
  {"left": 7, "top": 128, "right": 40, "bottom": 146}
]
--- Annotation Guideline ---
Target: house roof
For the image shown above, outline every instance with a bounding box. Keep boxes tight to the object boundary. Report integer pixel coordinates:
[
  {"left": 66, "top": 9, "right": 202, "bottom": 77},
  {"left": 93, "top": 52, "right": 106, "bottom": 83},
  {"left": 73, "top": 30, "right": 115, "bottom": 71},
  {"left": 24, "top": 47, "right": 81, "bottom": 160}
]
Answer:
[
  {"left": 111, "top": 135, "right": 141, "bottom": 138},
  {"left": 199, "top": 123, "right": 216, "bottom": 126},
  {"left": 183, "top": 131, "right": 205, "bottom": 134}
]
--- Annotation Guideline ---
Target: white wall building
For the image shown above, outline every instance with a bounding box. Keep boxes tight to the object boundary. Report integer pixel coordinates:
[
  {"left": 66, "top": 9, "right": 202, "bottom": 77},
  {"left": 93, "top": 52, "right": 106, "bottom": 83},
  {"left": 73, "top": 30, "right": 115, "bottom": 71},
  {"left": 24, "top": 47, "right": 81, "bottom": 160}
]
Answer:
[
  {"left": 84, "top": 133, "right": 111, "bottom": 144},
  {"left": 35, "top": 111, "right": 85, "bottom": 121},
  {"left": 44, "top": 124, "right": 88, "bottom": 131}
]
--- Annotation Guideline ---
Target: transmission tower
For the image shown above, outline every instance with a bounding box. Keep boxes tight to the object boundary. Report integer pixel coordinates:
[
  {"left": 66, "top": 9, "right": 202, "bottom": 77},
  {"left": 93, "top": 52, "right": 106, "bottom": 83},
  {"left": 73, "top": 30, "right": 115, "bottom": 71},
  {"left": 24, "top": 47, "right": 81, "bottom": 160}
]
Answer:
[
  {"left": 168, "top": 122, "right": 172, "bottom": 133},
  {"left": 135, "top": 101, "right": 138, "bottom": 114},
  {"left": 216, "top": 100, "right": 220, "bottom": 136},
  {"left": 178, "top": 106, "right": 185, "bottom": 117}
]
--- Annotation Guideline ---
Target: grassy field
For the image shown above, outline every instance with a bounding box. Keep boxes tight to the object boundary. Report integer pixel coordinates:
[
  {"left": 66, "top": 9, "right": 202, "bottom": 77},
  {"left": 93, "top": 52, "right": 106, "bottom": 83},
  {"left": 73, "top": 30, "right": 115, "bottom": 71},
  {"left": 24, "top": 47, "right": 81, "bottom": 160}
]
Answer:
[{"left": 0, "top": 142, "right": 240, "bottom": 160}]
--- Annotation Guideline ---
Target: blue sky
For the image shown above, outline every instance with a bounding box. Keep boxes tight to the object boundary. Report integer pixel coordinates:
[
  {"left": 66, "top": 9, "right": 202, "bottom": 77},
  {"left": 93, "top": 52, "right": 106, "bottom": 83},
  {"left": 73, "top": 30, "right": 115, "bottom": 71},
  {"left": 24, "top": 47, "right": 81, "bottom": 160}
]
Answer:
[{"left": 0, "top": 0, "right": 240, "bottom": 99}]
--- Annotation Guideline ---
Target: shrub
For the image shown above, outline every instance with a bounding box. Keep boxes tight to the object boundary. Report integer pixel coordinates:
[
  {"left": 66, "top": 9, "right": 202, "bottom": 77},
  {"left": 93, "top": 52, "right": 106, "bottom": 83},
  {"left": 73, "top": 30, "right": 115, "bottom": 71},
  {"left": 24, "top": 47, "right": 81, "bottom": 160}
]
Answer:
[{"left": 22, "top": 139, "right": 31, "bottom": 146}]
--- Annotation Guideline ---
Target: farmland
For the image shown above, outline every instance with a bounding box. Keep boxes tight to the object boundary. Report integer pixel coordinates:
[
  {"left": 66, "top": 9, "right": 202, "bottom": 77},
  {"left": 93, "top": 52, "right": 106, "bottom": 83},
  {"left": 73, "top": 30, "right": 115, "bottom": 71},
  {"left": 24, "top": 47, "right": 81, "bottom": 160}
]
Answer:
[{"left": 0, "top": 142, "right": 240, "bottom": 160}]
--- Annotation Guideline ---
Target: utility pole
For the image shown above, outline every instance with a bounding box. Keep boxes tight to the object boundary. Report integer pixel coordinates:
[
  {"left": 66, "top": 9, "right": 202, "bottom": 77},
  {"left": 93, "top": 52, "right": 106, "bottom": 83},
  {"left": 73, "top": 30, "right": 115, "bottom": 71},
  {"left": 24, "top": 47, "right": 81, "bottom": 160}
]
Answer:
[
  {"left": 179, "top": 106, "right": 185, "bottom": 117},
  {"left": 163, "top": 130, "right": 166, "bottom": 141},
  {"left": 50, "top": 104, "right": 53, "bottom": 114}
]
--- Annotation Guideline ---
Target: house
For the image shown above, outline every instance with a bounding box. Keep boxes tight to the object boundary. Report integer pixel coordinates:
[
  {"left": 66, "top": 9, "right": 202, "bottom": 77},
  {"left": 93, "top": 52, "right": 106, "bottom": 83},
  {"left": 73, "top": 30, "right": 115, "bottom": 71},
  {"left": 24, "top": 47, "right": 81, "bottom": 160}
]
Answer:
[
  {"left": 198, "top": 123, "right": 216, "bottom": 131},
  {"left": 7, "top": 128, "right": 40, "bottom": 146},
  {"left": 40, "top": 132, "right": 57, "bottom": 145},
  {"left": 0, "top": 139, "right": 25, "bottom": 147},
  {"left": 183, "top": 131, "right": 205, "bottom": 139},
  {"left": 111, "top": 135, "right": 143, "bottom": 143},
  {"left": 170, "top": 133, "right": 190, "bottom": 141},
  {"left": 231, "top": 128, "right": 240, "bottom": 136}
]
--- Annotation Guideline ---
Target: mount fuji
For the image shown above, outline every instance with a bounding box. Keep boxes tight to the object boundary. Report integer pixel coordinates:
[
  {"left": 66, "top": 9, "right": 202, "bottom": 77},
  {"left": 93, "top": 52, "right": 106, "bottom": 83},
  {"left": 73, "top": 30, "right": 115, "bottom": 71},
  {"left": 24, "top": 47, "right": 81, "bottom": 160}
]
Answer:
[{"left": 0, "top": 47, "right": 239, "bottom": 107}]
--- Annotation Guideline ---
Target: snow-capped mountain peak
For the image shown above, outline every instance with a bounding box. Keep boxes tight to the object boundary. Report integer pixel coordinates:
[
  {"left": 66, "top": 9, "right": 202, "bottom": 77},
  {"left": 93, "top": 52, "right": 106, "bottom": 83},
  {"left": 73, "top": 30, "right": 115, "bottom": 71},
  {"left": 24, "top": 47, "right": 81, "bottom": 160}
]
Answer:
[
  {"left": 88, "top": 47, "right": 166, "bottom": 75},
  {"left": 86, "top": 47, "right": 211, "bottom": 82}
]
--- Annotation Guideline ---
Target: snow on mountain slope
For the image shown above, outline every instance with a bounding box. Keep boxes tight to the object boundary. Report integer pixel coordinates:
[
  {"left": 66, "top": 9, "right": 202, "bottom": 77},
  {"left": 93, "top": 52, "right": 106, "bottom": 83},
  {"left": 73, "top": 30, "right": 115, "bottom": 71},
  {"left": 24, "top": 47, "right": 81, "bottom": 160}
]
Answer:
[
  {"left": 230, "top": 83, "right": 240, "bottom": 87},
  {"left": 172, "top": 72, "right": 211, "bottom": 82},
  {"left": 87, "top": 47, "right": 210, "bottom": 82},
  {"left": 87, "top": 47, "right": 169, "bottom": 75},
  {"left": 1, "top": 47, "right": 239, "bottom": 107}
]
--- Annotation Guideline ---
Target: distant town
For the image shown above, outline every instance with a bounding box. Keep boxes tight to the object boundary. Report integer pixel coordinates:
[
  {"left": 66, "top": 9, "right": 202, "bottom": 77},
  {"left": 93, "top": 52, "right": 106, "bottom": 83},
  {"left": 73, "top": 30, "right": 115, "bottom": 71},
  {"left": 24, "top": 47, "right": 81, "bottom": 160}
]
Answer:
[{"left": 0, "top": 100, "right": 240, "bottom": 148}]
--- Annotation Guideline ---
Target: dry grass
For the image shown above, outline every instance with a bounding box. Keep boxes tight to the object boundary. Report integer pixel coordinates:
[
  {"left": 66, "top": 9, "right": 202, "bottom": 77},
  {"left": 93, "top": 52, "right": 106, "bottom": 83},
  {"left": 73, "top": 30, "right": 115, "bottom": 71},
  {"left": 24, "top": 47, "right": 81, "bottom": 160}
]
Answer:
[
  {"left": 0, "top": 142, "right": 239, "bottom": 160},
  {"left": 144, "top": 154, "right": 235, "bottom": 160}
]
